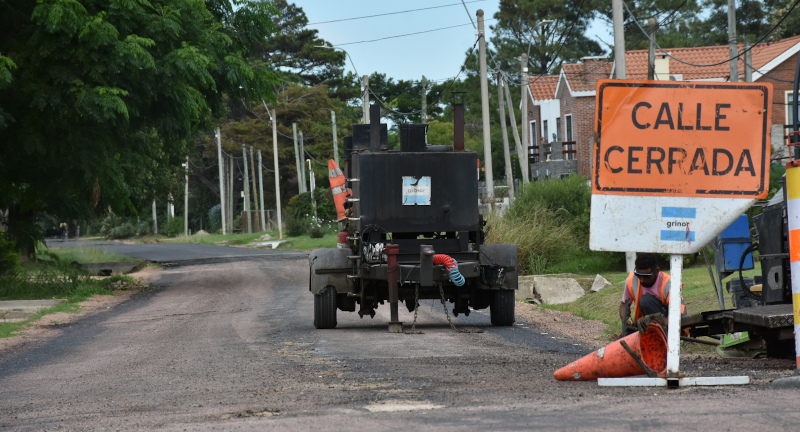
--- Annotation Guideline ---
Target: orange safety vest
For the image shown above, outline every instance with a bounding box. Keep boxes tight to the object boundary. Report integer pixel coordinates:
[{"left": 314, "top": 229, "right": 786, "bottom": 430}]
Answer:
[
  {"left": 625, "top": 272, "right": 686, "bottom": 323},
  {"left": 328, "top": 159, "right": 351, "bottom": 221}
]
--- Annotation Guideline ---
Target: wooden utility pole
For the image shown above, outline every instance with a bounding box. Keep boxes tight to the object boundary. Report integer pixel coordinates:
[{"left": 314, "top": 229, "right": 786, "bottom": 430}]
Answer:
[
  {"left": 477, "top": 9, "right": 494, "bottom": 201},
  {"left": 497, "top": 72, "right": 514, "bottom": 201},
  {"left": 728, "top": 0, "right": 738, "bottom": 82},
  {"left": 257, "top": 149, "right": 266, "bottom": 232},
  {"left": 421, "top": 75, "right": 428, "bottom": 124},
  {"left": 242, "top": 144, "right": 251, "bottom": 233},
  {"left": 271, "top": 113, "right": 283, "bottom": 238},
  {"left": 648, "top": 18, "right": 656, "bottom": 80},
  {"left": 184, "top": 157, "right": 189, "bottom": 236},
  {"left": 292, "top": 123, "right": 303, "bottom": 194},
  {"left": 744, "top": 38, "right": 752, "bottom": 82},
  {"left": 249, "top": 146, "right": 259, "bottom": 231},
  {"left": 299, "top": 131, "right": 307, "bottom": 193},
  {"left": 331, "top": 110, "right": 339, "bottom": 166},
  {"left": 613, "top": 0, "right": 626, "bottom": 79},
  {"left": 504, "top": 74, "right": 528, "bottom": 184},
  {"left": 520, "top": 53, "right": 529, "bottom": 181},
  {"left": 362, "top": 75, "right": 370, "bottom": 124},
  {"left": 216, "top": 127, "right": 226, "bottom": 234}
]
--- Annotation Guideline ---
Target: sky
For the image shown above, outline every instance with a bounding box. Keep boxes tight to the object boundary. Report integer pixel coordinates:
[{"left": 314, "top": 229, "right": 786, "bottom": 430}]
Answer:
[{"left": 299, "top": 0, "right": 612, "bottom": 84}]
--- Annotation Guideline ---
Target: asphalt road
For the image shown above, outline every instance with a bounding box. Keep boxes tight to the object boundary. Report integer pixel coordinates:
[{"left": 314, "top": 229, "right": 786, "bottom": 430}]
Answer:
[{"left": 2, "top": 245, "right": 799, "bottom": 430}]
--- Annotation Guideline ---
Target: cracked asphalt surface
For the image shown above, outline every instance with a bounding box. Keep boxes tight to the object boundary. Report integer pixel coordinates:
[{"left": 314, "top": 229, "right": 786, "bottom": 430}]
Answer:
[{"left": 1, "top": 248, "right": 799, "bottom": 431}]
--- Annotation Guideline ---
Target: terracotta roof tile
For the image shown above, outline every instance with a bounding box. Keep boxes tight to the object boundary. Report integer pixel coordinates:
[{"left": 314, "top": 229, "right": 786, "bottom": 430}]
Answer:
[
  {"left": 528, "top": 75, "right": 559, "bottom": 100},
  {"left": 561, "top": 60, "right": 614, "bottom": 93},
  {"left": 625, "top": 35, "right": 800, "bottom": 81}
]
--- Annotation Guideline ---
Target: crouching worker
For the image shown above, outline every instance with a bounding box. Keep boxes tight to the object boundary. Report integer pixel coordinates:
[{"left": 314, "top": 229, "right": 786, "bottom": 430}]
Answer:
[{"left": 619, "top": 253, "right": 686, "bottom": 337}]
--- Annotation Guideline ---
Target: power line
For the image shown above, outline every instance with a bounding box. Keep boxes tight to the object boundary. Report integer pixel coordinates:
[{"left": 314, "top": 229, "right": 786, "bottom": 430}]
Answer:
[
  {"left": 308, "top": 0, "right": 485, "bottom": 26},
  {"left": 623, "top": 0, "right": 800, "bottom": 69},
  {"left": 335, "top": 19, "right": 495, "bottom": 46}
]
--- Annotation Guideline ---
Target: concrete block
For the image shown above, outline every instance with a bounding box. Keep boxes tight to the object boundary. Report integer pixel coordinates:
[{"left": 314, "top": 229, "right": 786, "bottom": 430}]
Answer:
[
  {"left": 518, "top": 275, "right": 537, "bottom": 303},
  {"left": 535, "top": 276, "right": 584, "bottom": 305},
  {"left": 590, "top": 274, "right": 612, "bottom": 292}
]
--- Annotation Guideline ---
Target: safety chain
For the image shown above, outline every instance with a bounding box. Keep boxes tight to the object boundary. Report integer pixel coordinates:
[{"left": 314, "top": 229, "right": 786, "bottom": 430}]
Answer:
[
  {"left": 404, "top": 285, "right": 423, "bottom": 334},
  {"left": 438, "top": 283, "right": 483, "bottom": 334}
]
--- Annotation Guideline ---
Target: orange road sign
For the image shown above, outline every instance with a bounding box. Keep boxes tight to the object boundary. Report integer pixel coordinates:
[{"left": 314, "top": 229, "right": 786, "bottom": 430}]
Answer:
[{"left": 594, "top": 80, "right": 772, "bottom": 198}]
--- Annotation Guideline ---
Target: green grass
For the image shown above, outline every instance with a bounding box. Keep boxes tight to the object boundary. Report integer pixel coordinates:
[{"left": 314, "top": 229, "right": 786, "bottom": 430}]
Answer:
[
  {"left": 38, "top": 246, "right": 136, "bottom": 264},
  {"left": 542, "top": 261, "right": 762, "bottom": 338}
]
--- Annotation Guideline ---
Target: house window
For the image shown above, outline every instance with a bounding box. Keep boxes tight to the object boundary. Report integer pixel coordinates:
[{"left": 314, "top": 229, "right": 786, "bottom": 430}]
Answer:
[
  {"left": 543, "top": 120, "right": 548, "bottom": 143},
  {"left": 529, "top": 121, "right": 537, "bottom": 147},
  {"left": 787, "top": 91, "right": 799, "bottom": 126},
  {"left": 555, "top": 117, "right": 562, "bottom": 142},
  {"left": 565, "top": 114, "right": 573, "bottom": 142}
]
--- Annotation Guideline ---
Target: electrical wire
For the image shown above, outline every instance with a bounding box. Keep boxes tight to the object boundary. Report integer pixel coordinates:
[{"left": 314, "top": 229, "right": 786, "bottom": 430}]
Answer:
[
  {"left": 335, "top": 20, "right": 494, "bottom": 47},
  {"left": 622, "top": 0, "right": 800, "bottom": 69},
  {"left": 308, "top": 1, "right": 485, "bottom": 26}
]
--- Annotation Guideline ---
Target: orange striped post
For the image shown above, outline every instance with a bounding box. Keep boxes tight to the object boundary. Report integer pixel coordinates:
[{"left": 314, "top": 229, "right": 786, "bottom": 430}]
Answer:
[{"left": 786, "top": 158, "right": 800, "bottom": 370}]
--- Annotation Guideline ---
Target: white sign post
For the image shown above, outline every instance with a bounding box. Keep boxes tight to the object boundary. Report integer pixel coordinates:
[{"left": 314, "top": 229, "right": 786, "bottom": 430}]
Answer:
[{"left": 590, "top": 80, "right": 772, "bottom": 387}]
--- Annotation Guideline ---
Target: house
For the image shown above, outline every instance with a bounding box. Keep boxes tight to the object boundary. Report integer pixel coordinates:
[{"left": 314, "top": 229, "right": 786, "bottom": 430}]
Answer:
[{"left": 525, "top": 35, "right": 800, "bottom": 180}]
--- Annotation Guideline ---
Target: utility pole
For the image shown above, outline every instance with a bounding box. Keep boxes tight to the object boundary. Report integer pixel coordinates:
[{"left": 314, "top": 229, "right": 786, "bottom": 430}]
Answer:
[
  {"left": 421, "top": 75, "right": 428, "bottom": 124},
  {"left": 744, "top": 38, "right": 752, "bottom": 82},
  {"left": 152, "top": 200, "right": 158, "bottom": 234},
  {"left": 249, "top": 146, "right": 259, "bottom": 231},
  {"left": 613, "top": 0, "right": 626, "bottom": 79},
  {"left": 613, "top": 0, "right": 633, "bottom": 273},
  {"left": 728, "top": 0, "right": 738, "bottom": 82},
  {"left": 503, "top": 74, "right": 529, "bottom": 183},
  {"left": 362, "top": 75, "right": 370, "bottom": 124},
  {"left": 299, "top": 131, "right": 307, "bottom": 193},
  {"left": 257, "top": 149, "right": 266, "bottom": 232},
  {"left": 271, "top": 112, "right": 283, "bottom": 238},
  {"left": 477, "top": 9, "right": 494, "bottom": 202},
  {"left": 184, "top": 157, "right": 189, "bottom": 236},
  {"left": 497, "top": 72, "right": 515, "bottom": 201},
  {"left": 331, "top": 110, "right": 339, "bottom": 166},
  {"left": 292, "top": 123, "right": 303, "bottom": 194},
  {"left": 520, "top": 53, "right": 529, "bottom": 181},
  {"left": 308, "top": 159, "right": 317, "bottom": 221},
  {"left": 216, "top": 127, "right": 226, "bottom": 235},
  {"left": 227, "top": 155, "right": 233, "bottom": 234},
  {"left": 648, "top": 18, "right": 656, "bottom": 80},
  {"left": 242, "top": 144, "right": 250, "bottom": 233}
]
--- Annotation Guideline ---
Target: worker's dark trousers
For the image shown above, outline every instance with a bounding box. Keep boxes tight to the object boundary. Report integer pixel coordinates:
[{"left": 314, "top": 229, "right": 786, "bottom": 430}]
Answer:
[{"left": 638, "top": 294, "right": 668, "bottom": 317}]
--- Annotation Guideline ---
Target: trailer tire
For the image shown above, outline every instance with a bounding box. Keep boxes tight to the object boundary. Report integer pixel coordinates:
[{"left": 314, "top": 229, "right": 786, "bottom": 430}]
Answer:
[
  {"left": 314, "top": 286, "right": 337, "bottom": 329},
  {"left": 490, "top": 290, "right": 515, "bottom": 326}
]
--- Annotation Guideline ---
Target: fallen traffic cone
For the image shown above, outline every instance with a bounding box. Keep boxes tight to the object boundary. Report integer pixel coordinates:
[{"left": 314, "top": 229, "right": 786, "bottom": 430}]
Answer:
[{"left": 554, "top": 322, "right": 668, "bottom": 381}]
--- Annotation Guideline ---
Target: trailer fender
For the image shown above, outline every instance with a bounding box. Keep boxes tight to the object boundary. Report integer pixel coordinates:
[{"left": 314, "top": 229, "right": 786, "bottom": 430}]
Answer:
[
  {"left": 479, "top": 244, "right": 518, "bottom": 290},
  {"left": 309, "top": 248, "right": 353, "bottom": 295}
]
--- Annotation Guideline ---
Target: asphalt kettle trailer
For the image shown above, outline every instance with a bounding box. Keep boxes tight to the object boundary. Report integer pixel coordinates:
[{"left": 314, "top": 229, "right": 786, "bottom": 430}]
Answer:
[{"left": 309, "top": 104, "right": 518, "bottom": 331}]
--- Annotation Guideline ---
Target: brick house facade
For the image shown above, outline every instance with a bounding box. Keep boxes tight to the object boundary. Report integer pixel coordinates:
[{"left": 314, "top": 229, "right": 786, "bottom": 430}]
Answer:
[{"left": 525, "top": 35, "right": 800, "bottom": 179}]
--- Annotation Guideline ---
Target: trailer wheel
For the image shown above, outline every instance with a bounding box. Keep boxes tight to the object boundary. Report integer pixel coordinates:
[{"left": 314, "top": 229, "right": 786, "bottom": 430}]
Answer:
[
  {"left": 490, "top": 290, "right": 515, "bottom": 326},
  {"left": 314, "top": 286, "right": 337, "bottom": 329}
]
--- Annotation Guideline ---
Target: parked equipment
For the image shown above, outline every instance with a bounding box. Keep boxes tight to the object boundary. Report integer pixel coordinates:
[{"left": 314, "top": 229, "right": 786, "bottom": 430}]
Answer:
[
  {"left": 309, "top": 104, "right": 518, "bottom": 331},
  {"left": 682, "top": 179, "right": 795, "bottom": 358}
]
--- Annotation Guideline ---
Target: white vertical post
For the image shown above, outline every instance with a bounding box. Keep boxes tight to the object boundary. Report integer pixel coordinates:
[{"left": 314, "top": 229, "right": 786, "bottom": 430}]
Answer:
[
  {"left": 667, "top": 254, "right": 683, "bottom": 375},
  {"left": 242, "top": 144, "right": 250, "bottom": 233},
  {"left": 258, "top": 150, "right": 266, "bottom": 232},
  {"left": 216, "top": 127, "right": 226, "bottom": 235},
  {"left": 612, "top": 0, "right": 626, "bottom": 79},
  {"left": 152, "top": 199, "right": 158, "bottom": 234},
  {"left": 785, "top": 164, "right": 800, "bottom": 371},
  {"left": 184, "top": 158, "right": 189, "bottom": 236},
  {"left": 477, "top": 9, "right": 494, "bottom": 202},
  {"left": 331, "top": 110, "right": 339, "bottom": 166},
  {"left": 272, "top": 112, "right": 283, "bottom": 239}
]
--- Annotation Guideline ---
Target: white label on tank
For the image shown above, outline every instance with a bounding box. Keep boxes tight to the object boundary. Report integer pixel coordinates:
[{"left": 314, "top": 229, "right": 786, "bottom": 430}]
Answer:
[{"left": 402, "top": 176, "right": 431, "bottom": 205}]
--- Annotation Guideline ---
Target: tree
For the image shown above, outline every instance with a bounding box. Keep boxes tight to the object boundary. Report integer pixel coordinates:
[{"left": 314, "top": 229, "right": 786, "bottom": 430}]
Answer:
[
  {"left": 0, "top": 0, "right": 277, "bottom": 256},
  {"left": 492, "top": 0, "right": 604, "bottom": 76}
]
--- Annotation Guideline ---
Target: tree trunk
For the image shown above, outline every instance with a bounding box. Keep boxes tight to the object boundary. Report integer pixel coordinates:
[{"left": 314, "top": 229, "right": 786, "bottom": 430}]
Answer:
[{"left": 6, "top": 205, "right": 37, "bottom": 260}]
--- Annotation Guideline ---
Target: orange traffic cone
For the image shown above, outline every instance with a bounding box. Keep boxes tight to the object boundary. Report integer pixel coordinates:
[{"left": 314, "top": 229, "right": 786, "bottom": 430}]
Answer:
[{"left": 554, "top": 322, "right": 668, "bottom": 381}]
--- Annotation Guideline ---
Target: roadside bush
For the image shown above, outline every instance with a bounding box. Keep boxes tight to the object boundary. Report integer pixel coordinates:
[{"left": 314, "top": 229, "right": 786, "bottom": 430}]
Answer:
[
  {"left": 0, "top": 235, "right": 21, "bottom": 274},
  {"left": 285, "top": 215, "right": 309, "bottom": 237},
  {"left": 286, "top": 190, "right": 337, "bottom": 222},
  {"left": 490, "top": 174, "right": 625, "bottom": 274},
  {"left": 208, "top": 204, "right": 222, "bottom": 233},
  {"left": 308, "top": 221, "right": 326, "bottom": 238},
  {"left": 162, "top": 217, "right": 184, "bottom": 237}
]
